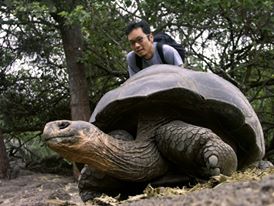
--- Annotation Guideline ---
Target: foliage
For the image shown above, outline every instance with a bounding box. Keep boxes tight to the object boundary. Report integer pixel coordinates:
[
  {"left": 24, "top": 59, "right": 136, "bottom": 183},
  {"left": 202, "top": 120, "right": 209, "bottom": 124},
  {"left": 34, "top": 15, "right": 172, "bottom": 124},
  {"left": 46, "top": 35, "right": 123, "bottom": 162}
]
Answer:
[
  {"left": 5, "top": 131, "right": 48, "bottom": 163},
  {"left": 1, "top": 70, "right": 70, "bottom": 132},
  {"left": 0, "top": 0, "right": 70, "bottom": 131}
]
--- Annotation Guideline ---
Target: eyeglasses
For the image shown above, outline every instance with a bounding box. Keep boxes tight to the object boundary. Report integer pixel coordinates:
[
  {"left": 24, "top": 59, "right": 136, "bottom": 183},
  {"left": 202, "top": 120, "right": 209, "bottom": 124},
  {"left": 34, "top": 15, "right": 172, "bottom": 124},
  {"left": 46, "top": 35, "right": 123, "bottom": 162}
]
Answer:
[{"left": 129, "top": 34, "right": 150, "bottom": 46}]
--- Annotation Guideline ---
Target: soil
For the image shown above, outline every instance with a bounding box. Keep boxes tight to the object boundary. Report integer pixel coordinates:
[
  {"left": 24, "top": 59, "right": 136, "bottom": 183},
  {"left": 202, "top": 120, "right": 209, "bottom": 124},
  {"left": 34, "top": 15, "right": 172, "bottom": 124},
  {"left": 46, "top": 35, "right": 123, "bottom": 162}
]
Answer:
[
  {"left": 0, "top": 169, "right": 83, "bottom": 206},
  {"left": 1, "top": 168, "right": 274, "bottom": 206}
]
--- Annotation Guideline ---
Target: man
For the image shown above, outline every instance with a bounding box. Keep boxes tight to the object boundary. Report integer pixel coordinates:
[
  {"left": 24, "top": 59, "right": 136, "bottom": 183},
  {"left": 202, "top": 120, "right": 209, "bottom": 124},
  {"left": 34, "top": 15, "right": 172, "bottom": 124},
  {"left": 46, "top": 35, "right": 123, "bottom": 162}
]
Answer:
[{"left": 125, "top": 20, "right": 183, "bottom": 77}]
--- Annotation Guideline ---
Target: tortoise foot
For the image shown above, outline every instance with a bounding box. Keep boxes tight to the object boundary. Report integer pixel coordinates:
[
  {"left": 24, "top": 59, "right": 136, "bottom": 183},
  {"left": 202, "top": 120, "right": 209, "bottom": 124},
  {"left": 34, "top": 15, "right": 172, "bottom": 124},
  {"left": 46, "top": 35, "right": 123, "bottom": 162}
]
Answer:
[{"left": 201, "top": 138, "right": 237, "bottom": 177}]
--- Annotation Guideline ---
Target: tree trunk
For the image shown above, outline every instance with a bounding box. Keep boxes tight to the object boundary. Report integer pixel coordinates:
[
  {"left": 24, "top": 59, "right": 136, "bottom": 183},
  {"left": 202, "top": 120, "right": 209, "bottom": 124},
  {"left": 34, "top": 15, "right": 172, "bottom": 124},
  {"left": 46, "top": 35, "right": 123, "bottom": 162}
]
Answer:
[
  {"left": 59, "top": 24, "right": 91, "bottom": 121},
  {"left": 59, "top": 22, "right": 91, "bottom": 178},
  {"left": 0, "top": 129, "right": 9, "bottom": 179}
]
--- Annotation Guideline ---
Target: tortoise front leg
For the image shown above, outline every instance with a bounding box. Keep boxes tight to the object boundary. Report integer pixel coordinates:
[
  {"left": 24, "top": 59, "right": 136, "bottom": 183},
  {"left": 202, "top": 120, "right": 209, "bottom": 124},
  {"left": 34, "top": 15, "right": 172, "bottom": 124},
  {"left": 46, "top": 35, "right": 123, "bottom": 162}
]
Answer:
[
  {"left": 78, "top": 165, "right": 121, "bottom": 202},
  {"left": 155, "top": 120, "right": 237, "bottom": 178}
]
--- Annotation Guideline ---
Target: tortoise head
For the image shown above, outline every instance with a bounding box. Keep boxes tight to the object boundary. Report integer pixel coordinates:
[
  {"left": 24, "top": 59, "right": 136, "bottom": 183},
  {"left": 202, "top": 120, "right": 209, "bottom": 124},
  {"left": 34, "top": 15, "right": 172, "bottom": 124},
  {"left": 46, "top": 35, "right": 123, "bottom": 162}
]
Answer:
[
  {"left": 42, "top": 120, "right": 96, "bottom": 146},
  {"left": 42, "top": 120, "right": 105, "bottom": 165}
]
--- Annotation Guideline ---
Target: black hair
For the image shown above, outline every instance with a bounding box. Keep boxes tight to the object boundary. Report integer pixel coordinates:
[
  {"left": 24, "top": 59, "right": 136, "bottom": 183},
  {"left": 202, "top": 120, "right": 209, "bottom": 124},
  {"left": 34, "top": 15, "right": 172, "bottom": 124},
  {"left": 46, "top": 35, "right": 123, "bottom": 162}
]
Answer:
[{"left": 125, "top": 20, "right": 151, "bottom": 36}]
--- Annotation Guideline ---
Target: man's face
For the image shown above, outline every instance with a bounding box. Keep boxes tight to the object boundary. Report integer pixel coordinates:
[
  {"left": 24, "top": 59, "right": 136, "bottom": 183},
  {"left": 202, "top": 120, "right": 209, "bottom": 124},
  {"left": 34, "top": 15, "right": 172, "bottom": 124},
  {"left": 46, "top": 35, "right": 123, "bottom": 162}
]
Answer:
[{"left": 128, "top": 27, "right": 154, "bottom": 59}]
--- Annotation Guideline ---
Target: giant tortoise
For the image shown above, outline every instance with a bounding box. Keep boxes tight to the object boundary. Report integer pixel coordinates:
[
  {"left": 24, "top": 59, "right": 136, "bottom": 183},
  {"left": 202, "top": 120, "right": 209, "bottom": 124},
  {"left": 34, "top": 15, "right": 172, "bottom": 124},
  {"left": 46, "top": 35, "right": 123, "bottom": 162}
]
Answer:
[{"left": 43, "top": 65, "right": 268, "bottom": 201}]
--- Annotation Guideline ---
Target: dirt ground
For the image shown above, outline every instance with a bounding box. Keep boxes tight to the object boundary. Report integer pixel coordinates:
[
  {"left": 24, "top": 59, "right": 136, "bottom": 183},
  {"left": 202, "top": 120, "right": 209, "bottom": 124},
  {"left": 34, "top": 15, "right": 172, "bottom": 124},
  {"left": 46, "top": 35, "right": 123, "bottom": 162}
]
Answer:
[
  {"left": 0, "top": 169, "right": 83, "bottom": 206},
  {"left": 1, "top": 168, "right": 274, "bottom": 206}
]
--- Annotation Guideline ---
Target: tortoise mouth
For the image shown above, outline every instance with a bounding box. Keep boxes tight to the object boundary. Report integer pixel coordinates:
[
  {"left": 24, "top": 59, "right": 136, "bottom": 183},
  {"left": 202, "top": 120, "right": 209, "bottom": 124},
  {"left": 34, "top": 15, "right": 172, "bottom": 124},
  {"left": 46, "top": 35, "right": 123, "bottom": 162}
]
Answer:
[
  {"left": 43, "top": 134, "right": 74, "bottom": 142},
  {"left": 43, "top": 134, "right": 78, "bottom": 145}
]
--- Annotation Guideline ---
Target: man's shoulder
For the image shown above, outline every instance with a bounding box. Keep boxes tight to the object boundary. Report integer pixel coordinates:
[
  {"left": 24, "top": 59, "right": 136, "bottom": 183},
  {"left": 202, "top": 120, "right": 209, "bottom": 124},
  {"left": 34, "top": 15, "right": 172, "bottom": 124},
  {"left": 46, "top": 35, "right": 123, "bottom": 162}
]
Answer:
[
  {"left": 157, "top": 43, "right": 183, "bottom": 66},
  {"left": 127, "top": 51, "right": 136, "bottom": 60},
  {"left": 161, "top": 43, "right": 177, "bottom": 53}
]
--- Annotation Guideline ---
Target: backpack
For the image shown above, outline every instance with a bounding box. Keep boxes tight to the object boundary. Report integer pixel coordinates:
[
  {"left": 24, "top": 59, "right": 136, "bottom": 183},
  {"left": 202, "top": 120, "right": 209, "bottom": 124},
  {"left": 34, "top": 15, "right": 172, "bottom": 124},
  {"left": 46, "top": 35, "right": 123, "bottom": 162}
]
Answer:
[{"left": 135, "top": 32, "right": 185, "bottom": 69}]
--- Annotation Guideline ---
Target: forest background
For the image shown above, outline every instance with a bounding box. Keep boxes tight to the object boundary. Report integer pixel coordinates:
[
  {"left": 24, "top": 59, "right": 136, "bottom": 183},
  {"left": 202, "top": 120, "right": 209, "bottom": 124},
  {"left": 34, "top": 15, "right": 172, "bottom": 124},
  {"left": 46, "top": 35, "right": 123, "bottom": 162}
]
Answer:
[{"left": 0, "top": 0, "right": 273, "bottom": 178}]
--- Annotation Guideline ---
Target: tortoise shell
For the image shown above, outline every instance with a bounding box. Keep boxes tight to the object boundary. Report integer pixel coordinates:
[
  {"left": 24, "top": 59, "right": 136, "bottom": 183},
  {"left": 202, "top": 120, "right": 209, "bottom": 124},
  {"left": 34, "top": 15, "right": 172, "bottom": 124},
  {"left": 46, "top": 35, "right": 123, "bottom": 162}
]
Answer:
[{"left": 90, "top": 65, "right": 264, "bottom": 168}]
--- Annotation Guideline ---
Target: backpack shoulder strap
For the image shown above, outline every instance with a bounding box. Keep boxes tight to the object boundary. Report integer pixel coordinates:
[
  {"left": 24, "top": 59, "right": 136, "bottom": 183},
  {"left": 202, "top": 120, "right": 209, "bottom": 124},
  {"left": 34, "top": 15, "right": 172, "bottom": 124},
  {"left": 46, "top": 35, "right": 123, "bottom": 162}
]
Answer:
[
  {"left": 156, "top": 43, "right": 167, "bottom": 64},
  {"left": 135, "top": 54, "right": 143, "bottom": 70}
]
